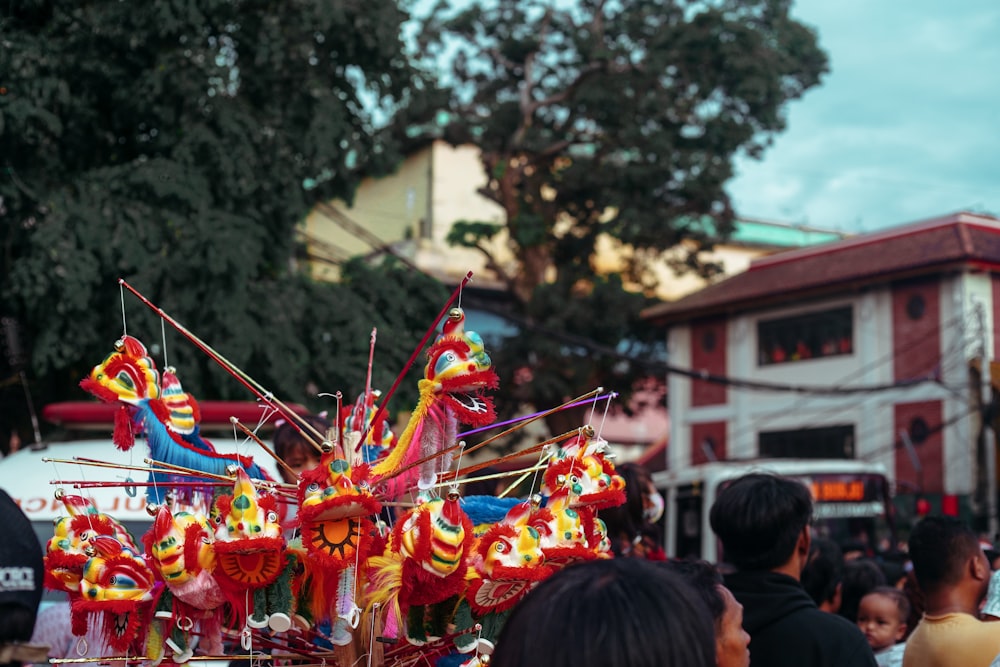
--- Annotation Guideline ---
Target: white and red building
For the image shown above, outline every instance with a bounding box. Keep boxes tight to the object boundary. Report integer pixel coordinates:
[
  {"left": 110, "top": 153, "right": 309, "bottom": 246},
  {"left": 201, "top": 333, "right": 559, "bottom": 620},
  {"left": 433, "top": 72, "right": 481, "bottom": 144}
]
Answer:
[{"left": 643, "top": 211, "right": 1000, "bottom": 519}]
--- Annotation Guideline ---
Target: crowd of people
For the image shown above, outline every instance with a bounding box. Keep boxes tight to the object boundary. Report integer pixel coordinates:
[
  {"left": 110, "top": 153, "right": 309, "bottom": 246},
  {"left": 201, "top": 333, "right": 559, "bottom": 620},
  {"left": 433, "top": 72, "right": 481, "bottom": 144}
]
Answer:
[{"left": 10, "top": 442, "right": 1000, "bottom": 667}]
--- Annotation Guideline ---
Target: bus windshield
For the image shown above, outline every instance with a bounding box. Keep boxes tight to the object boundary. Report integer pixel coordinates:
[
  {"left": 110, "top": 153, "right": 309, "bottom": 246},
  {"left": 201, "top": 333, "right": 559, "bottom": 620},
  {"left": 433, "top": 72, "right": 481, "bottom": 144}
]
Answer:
[{"left": 804, "top": 472, "right": 895, "bottom": 555}]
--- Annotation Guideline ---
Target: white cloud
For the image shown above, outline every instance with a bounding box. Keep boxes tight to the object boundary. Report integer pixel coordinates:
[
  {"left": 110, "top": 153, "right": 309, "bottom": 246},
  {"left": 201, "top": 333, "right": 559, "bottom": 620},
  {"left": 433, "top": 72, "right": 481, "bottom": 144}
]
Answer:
[{"left": 728, "top": 0, "right": 1000, "bottom": 231}]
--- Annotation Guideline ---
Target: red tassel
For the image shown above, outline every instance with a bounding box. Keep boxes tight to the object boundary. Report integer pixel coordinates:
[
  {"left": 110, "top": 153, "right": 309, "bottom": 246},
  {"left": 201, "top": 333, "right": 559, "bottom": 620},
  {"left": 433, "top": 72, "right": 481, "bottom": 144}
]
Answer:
[{"left": 113, "top": 404, "right": 135, "bottom": 451}]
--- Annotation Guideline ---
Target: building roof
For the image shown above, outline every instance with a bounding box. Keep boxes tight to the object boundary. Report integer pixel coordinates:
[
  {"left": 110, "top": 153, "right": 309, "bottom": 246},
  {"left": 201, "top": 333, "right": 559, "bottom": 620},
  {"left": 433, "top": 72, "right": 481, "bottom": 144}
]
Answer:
[
  {"left": 693, "top": 215, "right": 851, "bottom": 249},
  {"left": 643, "top": 211, "right": 1000, "bottom": 325}
]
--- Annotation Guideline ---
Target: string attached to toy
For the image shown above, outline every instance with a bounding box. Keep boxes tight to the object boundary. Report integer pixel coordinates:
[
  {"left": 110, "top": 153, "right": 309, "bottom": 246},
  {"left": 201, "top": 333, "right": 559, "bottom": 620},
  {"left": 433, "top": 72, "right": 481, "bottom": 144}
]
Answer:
[
  {"left": 120, "top": 282, "right": 128, "bottom": 337},
  {"left": 119, "top": 279, "right": 326, "bottom": 446},
  {"left": 596, "top": 391, "right": 614, "bottom": 440}
]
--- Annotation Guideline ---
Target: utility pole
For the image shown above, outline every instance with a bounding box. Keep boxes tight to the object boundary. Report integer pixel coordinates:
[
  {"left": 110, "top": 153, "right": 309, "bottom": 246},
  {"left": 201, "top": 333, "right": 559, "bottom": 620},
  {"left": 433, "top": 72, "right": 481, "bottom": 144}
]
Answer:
[{"left": 977, "top": 302, "right": 998, "bottom": 539}]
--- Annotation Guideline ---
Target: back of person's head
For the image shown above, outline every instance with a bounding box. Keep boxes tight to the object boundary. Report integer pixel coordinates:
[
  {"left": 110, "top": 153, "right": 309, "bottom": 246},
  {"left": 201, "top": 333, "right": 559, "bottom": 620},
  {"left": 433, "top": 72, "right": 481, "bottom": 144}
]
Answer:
[
  {"left": 801, "top": 537, "right": 844, "bottom": 608},
  {"left": 491, "top": 558, "right": 716, "bottom": 667},
  {"left": 908, "top": 516, "right": 983, "bottom": 594},
  {"left": 877, "top": 556, "right": 907, "bottom": 588},
  {"left": 663, "top": 558, "right": 725, "bottom": 623},
  {"left": 709, "top": 473, "right": 813, "bottom": 571},
  {"left": 900, "top": 569, "right": 924, "bottom": 639},
  {"left": 838, "top": 558, "right": 887, "bottom": 623},
  {"left": 0, "top": 489, "right": 45, "bottom": 667}
]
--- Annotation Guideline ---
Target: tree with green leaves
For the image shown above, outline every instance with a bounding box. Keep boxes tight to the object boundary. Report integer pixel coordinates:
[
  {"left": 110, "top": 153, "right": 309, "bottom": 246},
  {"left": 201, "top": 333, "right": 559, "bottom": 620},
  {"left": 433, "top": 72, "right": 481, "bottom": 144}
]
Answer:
[
  {"left": 0, "top": 1, "right": 447, "bottom": 442},
  {"left": 414, "top": 0, "right": 828, "bottom": 430}
]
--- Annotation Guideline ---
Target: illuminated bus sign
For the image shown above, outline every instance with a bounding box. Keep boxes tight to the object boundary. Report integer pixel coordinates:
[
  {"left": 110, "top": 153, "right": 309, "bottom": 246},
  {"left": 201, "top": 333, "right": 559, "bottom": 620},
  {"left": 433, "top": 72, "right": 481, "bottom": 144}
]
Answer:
[
  {"left": 810, "top": 479, "right": 866, "bottom": 502},
  {"left": 805, "top": 474, "right": 886, "bottom": 520}
]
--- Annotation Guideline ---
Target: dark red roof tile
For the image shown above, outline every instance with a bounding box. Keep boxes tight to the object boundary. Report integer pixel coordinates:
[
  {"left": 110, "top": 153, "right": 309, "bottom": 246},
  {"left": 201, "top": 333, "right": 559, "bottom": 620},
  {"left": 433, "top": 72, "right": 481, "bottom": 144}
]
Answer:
[{"left": 643, "top": 212, "right": 1000, "bottom": 324}]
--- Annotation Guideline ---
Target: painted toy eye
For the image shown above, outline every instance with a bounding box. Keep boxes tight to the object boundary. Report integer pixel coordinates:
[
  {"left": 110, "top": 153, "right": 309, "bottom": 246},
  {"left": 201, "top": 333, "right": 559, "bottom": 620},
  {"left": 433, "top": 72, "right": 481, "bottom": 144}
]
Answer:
[
  {"left": 109, "top": 575, "right": 118, "bottom": 585},
  {"left": 494, "top": 542, "right": 507, "bottom": 553},
  {"left": 307, "top": 482, "right": 320, "bottom": 493},
  {"left": 267, "top": 511, "right": 277, "bottom": 523}
]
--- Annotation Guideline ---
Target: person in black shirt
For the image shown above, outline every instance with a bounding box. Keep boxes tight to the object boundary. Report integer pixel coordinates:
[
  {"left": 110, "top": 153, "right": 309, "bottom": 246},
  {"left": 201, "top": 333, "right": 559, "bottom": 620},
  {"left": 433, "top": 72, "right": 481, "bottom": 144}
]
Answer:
[{"left": 710, "top": 473, "right": 877, "bottom": 667}]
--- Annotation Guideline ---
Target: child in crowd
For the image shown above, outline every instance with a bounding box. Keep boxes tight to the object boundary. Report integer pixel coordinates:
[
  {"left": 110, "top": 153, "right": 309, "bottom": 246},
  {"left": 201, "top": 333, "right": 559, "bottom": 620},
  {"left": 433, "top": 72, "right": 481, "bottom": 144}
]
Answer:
[
  {"left": 856, "top": 586, "right": 910, "bottom": 667},
  {"left": 272, "top": 414, "right": 329, "bottom": 484},
  {"left": 271, "top": 414, "right": 329, "bottom": 534}
]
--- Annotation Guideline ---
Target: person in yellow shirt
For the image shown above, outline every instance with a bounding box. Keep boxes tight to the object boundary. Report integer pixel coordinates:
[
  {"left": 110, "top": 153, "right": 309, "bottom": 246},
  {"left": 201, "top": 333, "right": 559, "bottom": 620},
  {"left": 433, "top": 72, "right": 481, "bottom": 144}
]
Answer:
[{"left": 902, "top": 516, "right": 1000, "bottom": 667}]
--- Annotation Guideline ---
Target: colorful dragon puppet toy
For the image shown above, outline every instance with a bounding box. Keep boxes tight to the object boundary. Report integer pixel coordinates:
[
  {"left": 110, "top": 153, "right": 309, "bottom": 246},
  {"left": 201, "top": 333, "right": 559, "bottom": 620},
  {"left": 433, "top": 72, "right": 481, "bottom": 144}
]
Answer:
[
  {"left": 295, "top": 441, "right": 381, "bottom": 643},
  {"left": 541, "top": 425, "right": 626, "bottom": 511},
  {"left": 79, "top": 334, "right": 272, "bottom": 502},
  {"left": 341, "top": 388, "right": 396, "bottom": 465},
  {"left": 366, "top": 490, "right": 474, "bottom": 646},
  {"left": 452, "top": 500, "right": 554, "bottom": 657},
  {"left": 143, "top": 503, "right": 227, "bottom": 658},
  {"left": 71, "top": 535, "right": 160, "bottom": 655},
  {"left": 211, "top": 469, "right": 294, "bottom": 632},
  {"left": 371, "top": 308, "right": 498, "bottom": 499},
  {"left": 44, "top": 489, "right": 141, "bottom": 599}
]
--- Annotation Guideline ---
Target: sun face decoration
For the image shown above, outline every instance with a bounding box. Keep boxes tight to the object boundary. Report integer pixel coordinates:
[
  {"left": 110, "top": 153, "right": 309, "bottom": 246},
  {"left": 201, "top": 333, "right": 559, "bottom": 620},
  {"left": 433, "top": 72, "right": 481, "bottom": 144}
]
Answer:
[
  {"left": 297, "top": 450, "right": 380, "bottom": 568},
  {"left": 296, "top": 448, "right": 381, "bottom": 623},
  {"left": 211, "top": 470, "right": 285, "bottom": 590}
]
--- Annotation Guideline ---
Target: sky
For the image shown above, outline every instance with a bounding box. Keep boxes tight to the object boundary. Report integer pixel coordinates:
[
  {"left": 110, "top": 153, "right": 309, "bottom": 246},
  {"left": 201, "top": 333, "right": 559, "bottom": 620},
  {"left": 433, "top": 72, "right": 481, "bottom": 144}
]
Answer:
[{"left": 726, "top": 0, "right": 1000, "bottom": 233}]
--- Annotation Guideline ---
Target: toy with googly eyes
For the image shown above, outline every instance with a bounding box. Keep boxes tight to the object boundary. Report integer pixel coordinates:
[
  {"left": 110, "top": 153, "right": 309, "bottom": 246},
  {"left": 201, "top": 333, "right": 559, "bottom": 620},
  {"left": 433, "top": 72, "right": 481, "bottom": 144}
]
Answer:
[
  {"left": 371, "top": 308, "right": 499, "bottom": 500},
  {"left": 366, "top": 490, "right": 474, "bottom": 646},
  {"left": 210, "top": 469, "right": 293, "bottom": 632},
  {"left": 70, "top": 535, "right": 159, "bottom": 655},
  {"left": 452, "top": 499, "right": 555, "bottom": 657},
  {"left": 541, "top": 426, "right": 626, "bottom": 510},
  {"left": 45, "top": 490, "right": 140, "bottom": 598},
  {"left": 295, "top": 444, "right": 380, "bottom": 643},
  {"left": 79, "top": 335, "right": 273, "bottom": 504},
  {"left": 142, "top": 504, "right": 227, "bottom": 658}
]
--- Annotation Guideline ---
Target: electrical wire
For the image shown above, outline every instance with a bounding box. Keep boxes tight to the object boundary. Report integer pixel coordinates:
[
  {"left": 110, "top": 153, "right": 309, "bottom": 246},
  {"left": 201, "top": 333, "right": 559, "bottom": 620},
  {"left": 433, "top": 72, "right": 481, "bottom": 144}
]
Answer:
[{"left": 314, "top": 202, "right": 954, "bottom": 396}]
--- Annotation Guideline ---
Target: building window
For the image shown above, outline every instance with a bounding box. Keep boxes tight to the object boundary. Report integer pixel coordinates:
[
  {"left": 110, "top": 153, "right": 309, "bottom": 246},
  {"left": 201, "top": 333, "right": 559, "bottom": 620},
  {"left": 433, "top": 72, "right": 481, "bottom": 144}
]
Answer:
[
  {"left": 906, "top": 294, "right": 926, "bottom": 320},
  {"left": 759, "top": 425, "right": 855, "bottom": 459},
  {"left": 701, "top": 330, "right": 716, "bottom": 352},
  {"left": 758, "top": 306, "right": 853, "bottom": 366}
]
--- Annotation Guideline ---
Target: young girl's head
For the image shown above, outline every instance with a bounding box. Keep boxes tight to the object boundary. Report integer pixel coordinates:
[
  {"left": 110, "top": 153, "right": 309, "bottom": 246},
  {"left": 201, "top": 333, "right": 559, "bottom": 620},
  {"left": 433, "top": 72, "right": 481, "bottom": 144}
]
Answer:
[
  {"left": 857, "top": 586, "right": 909, "bottom": 652},
  {"left": 272, "top": 415, "right": 329, "bottom": 484}
]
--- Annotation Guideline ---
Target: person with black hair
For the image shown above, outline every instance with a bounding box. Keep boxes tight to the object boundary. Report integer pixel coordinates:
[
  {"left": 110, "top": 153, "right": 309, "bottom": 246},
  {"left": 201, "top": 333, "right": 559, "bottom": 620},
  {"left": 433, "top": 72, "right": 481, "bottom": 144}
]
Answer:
[
  {"left": 902, "top": 516, "right": 1000, "bottom": 667},
  {"left": 272, "top": 414, "right": 330, "bottom": 485},
  {"left": 839, "top": 558, "right": 888, "bottom": 623},
  {"left": 665, "top": 559, "right": 750, "bottom": 667},
  {"left": 801, "top": 536, "right": 845, "bottom": 613},
  {"left": 0, "top": 489, "right": 48, "bottom": 667},
  {"left": 710, "top": 473, "right": 876, "bottom": 667},
  {"left": 490, "top": 557, "right": 716, "bottom": 667},
  {"left": 598, "top": 462, "right": 664, "bottom": 558}
]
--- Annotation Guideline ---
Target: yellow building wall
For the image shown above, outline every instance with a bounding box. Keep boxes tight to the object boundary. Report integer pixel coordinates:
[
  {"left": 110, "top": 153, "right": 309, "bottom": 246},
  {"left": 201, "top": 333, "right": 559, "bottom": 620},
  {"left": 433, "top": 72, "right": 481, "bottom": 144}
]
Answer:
[{"left": 304, "top": 140, "right": 769, "bottom": 298}]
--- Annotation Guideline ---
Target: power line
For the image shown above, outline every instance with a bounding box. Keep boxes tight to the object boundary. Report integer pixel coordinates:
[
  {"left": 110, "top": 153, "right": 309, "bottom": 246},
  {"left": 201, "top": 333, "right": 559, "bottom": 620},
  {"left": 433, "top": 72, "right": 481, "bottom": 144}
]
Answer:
[{"left": 314, "top": 202, "right": 943, "bottom": 396}]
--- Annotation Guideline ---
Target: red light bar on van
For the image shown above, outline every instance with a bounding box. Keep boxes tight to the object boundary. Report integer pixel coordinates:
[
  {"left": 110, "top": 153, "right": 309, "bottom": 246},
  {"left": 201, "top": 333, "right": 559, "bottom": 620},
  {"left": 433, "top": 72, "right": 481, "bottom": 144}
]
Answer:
[{"left": 42, "top": 401, "right": 310, "bottom": 430}]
